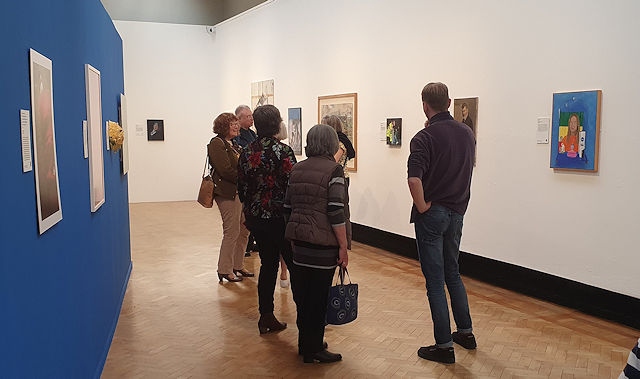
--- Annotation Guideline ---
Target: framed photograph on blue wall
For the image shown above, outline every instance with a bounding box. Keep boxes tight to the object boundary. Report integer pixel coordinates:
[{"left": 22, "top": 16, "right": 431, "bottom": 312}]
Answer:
[
  {"left": 30, "top": 49, "right": 63, "bottom": 234},
  {"left": 550, "top": 90, "right": 602, "bottom": 172},
  {"left": 85, "top": 64, "right": 106, "bottom": 212}
]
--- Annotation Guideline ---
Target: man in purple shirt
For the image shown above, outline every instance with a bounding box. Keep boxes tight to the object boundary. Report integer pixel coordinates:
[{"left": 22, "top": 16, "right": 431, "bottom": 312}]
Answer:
[{"left": 407, "top": 82, "right": 476, "bottom": 364}]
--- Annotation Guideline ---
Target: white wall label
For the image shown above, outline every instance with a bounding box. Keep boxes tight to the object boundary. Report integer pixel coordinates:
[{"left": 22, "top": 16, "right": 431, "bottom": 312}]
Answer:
[
  {"left": 20, "top": 109, "right": 33, "bottom": 172},
  {"left": 537, "top": 117, "right": 550, "bottom": 144},
  {"left": 83, "top": 120, "right": 88, "bottom": 158}
]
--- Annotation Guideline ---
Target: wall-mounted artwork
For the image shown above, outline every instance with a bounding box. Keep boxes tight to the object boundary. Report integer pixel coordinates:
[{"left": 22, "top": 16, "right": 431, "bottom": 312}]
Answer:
[
  {"left": 318, "top": 93, "right": 358, "bottom": 172},
  {"left": 454, "top": 97, "right": 479, "bottom": 165},
  {"left": 147, "top": 119, "right": 164, "bottom": 141},
  {"left": 453, "top": 97, "right": 478, "bottom": 138},
  {"left": 119, "top": 94, "right": 130, "bottom": 175},
  {"left": 30, "top": 49, "right": 63, "bottom": 233},
  {"left": 251, "top": 79, "right": 274, "bottom": 110},
  {"left": 288, "top": 107, "right": 302, "bottom": 155},
  {"left": 85, "top": 63, "right": 105, "bottom": 212},
  {"left": 386, "top": 118, "right": 402, "bottom": 146},
  {"left": 550, "top": 90, "right": 602, "bottom": 172}
]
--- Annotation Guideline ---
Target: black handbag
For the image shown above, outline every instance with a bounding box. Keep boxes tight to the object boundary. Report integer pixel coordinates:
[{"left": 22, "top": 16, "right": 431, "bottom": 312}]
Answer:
[{"left": 326, "top": 267, "right": 358, "bottom": 325}]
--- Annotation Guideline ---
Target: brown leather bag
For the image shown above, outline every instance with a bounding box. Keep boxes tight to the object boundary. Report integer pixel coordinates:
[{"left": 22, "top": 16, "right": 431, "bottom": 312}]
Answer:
[{"left": 197, "top": 150, "right": 215, "bottom": 208}]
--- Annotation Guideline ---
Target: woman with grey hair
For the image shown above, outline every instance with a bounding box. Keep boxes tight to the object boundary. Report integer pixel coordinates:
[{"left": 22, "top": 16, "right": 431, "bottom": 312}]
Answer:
[{"left": 283, "top": 124, "right": 351, "bottom": 363}]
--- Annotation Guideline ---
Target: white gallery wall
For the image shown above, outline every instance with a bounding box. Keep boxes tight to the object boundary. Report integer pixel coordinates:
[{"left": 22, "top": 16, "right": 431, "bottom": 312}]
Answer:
[{"left": 115, "top": 0, "right": 640, "bottom": 299}]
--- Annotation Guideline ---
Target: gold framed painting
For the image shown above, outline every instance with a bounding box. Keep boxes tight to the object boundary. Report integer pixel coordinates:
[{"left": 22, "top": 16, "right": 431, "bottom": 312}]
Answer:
[{"left": 318, "top": 93, "right": 357, "bottom": 172}]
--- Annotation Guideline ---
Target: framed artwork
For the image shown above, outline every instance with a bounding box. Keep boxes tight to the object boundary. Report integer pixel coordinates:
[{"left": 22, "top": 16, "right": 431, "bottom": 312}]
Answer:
[
  {"left": 453, "top": 97, "right": 478, "bottom": 139},
  {"left": 288, "top": 107, "right": 302, "bottom": 155},
  {"left": 318, "top": 93, "right": 358, "bottom": 171},
  {"left": 30, "top": 49, "right": 63, "bottom": 233},
  {"left": 251, "top": 79, "right": 274, "bottom": 110},
  {"left": 550, "top": 90, "right": 602, "bottom": 172},
  {"left": 119, "top": 94, "right": 130, "bottom": 175},
  {"left": 147, "top": 119, "right": 164, "bottom": 141},
  {"left": 85, "top": 64, "right": 105, "bottom": 212},
  {"left": 454, "top": 97, "right": 479, "bottom": 164},
  {"left": 386, "top": 118, "right": 402, "bottom": 146}
]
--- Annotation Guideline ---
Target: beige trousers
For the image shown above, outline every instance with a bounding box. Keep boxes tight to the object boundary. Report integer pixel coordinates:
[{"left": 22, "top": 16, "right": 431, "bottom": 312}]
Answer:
[{"left": 215, "top": 196, "right": 250, "bottom": 275}]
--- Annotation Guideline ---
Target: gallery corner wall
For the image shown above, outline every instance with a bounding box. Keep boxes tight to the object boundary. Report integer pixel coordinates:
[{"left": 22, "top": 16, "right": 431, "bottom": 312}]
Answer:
[{"left": 0, "top": 0, "right": 130, "bottom": 377}]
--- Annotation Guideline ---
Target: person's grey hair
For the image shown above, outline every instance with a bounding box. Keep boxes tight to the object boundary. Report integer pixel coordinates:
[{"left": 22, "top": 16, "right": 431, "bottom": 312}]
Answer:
[
  {"left": 275, "top": 121, "right": 288, "bottom": 140},
  {"left": 305, "top": 124, "right": 339, "bottom": 157},
  {"left": 321, "top": 115, "right": 343, "bottom": 133},
  {"left": 235, "top": 104, "right": 251, "bottom": 116}
]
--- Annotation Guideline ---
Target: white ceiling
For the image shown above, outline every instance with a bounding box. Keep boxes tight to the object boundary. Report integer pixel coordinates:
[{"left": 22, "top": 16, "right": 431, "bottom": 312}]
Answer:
[{"left": 101, "top": 0, "right": 267, "bottom": 26}]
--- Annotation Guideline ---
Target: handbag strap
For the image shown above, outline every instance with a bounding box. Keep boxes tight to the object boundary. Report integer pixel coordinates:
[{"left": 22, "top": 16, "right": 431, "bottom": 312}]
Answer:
[
  {"left": 336, "top": 266, "right": 351, "bottom": 286},
  {"left": 203, "top": 146, "right": 212, "bottom": 177},
  {"left": 205, "top": 137, "right": 227, "bottom": 177}
]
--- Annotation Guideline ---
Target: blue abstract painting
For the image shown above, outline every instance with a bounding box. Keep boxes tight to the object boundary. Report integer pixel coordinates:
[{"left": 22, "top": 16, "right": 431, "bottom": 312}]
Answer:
[{"left": 550, "top": 90, "right": 601, "bottom": 172}]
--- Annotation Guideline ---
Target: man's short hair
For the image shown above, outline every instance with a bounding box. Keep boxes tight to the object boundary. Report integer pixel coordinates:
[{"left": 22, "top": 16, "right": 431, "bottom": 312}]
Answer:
[
  {"left": 421, "top": 82, "right": 450, "bottom": 112},
  {"left": 461, "top": 103, "right": 468, "bottom": 110}
]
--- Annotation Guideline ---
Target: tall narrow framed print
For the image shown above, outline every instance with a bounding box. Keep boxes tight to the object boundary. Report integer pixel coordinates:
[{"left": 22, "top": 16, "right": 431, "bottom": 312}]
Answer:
[
  {"left": 287, "top": 107, "right": 302, "bottom": 155},
  {"left": 30, "top": 49, "right": 63, "bottom": 234},
  {"left": 550, "top": 90, "right": 602, "bottom": 172},
  {"left": 318, "top": 93, "right": 357, "bottom": 171},
  {"left": 119, "top": 93, "right": 130, "bottom": 175},
  {"left": 85, "top": 64, "right": 105, "bottom": 212}
]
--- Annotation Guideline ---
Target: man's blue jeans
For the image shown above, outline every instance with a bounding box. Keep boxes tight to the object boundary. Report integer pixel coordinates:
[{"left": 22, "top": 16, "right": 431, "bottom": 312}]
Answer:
[{"left": 414, "top": 204, "right": 473, "bottom": 348}]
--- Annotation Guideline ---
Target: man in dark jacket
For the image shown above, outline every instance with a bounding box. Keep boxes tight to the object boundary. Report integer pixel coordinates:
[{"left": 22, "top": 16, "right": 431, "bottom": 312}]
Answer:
[
  {"left": 407, "top": 82, "right": 476, "bottom": 364},
  {"left": 234, "top": 104, "right": 258, "bottom": 255}
]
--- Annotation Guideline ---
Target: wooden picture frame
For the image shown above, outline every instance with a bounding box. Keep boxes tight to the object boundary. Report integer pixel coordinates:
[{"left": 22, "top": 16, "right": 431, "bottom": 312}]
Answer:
[
  {"left": 85, "top": 63, "right": 105, "bottom": 212},
  {"left": 453, "top": 97, "right": 478, "bottom": 140},
  {"left": 318, "top": 93, "right": 358, "bottom": 171},
  {"left": 550, "top": 90, "right": 602, "bottom": 172},
  {"left": 454, "top": 97, "right": 479, "bottom": 165},
  {"left": 30, "top": 49, "right": 63, "bottom": 233},
  {"left": 251, "top": 79, "right": 274, "bottom": 110}
]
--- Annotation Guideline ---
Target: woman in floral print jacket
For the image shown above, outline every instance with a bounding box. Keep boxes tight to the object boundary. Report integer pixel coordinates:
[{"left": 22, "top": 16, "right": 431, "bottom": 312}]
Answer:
[{"left": 238, "top": 104, "right": 297, "bottom": 334}]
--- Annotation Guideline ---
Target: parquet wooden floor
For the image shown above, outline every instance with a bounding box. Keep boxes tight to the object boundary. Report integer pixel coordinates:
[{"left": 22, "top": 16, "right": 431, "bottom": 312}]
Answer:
[{"left": 102, "top": 201, "right": 638, "bottom": 378}]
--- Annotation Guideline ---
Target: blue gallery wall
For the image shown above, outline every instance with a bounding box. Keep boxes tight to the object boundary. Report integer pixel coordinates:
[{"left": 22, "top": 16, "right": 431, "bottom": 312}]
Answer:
[{"left": 0, "top": 1, "right": 130, "bottom": 377}]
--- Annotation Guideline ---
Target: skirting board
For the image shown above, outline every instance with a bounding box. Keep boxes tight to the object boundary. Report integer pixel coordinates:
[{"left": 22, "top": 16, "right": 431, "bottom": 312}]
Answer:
[{"left": 352, "top": 223, "right": 640, "bottom": 330}]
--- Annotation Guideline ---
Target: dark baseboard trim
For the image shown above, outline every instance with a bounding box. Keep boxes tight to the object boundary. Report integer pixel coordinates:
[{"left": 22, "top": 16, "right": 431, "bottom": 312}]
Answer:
[{"left": 352, "top": 223, "right": 639, "bottom": 330}]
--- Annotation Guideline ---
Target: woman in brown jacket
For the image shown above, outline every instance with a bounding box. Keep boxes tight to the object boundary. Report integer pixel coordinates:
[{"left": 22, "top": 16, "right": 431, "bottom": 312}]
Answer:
[{"left": 208, "top": 112, "right": 254, "bottom": 283}]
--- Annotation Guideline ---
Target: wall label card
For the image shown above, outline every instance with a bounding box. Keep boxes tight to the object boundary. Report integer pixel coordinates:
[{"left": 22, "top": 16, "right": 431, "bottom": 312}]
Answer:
[{"left": 20, "top": 109, "right": 33, "bottom": 172}]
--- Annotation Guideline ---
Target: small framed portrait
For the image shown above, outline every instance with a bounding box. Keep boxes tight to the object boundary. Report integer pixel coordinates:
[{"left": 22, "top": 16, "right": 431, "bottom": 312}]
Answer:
[
  {"left": 386, "top": 118, "right": 402, "bottom": 146},
  {"left": 453, "top": 97, "right": 478, "bottom": 138},
  {"left": 147, "top": 119, "right": 164, "bottom": 141}
]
